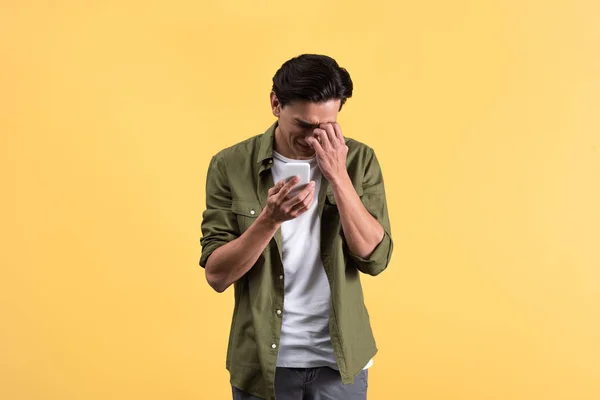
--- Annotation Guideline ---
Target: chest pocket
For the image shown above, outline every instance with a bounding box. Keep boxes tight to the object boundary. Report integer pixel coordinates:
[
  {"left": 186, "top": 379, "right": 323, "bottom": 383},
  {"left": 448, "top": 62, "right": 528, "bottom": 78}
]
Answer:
[
  {"left": 231, "top": 199, "right": 263, "bottom": 234},
  {"left": 324, "top": 185, "right": 364, "bottom": 237}
]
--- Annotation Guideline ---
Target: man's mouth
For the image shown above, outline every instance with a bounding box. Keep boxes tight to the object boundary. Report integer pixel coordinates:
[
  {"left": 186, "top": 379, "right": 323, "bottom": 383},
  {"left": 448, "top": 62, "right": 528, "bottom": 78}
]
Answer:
[{"left": 297, "top": 140, "right": 312, "bottom": 150}]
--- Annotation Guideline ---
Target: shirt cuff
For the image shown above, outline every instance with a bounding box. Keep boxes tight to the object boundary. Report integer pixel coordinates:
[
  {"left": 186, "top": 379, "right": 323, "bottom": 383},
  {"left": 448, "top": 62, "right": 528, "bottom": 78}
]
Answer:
[{"left": 347, "top": 230, "right": 393, "bottom": 276}]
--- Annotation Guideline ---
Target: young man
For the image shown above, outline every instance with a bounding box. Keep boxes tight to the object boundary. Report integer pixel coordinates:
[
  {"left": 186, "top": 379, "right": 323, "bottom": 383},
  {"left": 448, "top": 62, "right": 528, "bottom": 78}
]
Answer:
[{"left": 199, "top": 54, "right": 393, "bottom": 400}]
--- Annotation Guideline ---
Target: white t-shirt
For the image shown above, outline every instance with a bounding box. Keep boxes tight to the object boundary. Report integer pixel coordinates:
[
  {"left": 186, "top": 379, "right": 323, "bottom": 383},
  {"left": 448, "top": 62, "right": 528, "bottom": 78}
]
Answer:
[{"left": 271, "top": 150, "right": 373, "bottom": 371}]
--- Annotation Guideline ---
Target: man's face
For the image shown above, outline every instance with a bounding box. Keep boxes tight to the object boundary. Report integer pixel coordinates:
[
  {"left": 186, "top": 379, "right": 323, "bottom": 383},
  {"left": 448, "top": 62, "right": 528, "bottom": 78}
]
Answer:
[{"left": 271, "top": 93, "right": 341, "bottom": 160}]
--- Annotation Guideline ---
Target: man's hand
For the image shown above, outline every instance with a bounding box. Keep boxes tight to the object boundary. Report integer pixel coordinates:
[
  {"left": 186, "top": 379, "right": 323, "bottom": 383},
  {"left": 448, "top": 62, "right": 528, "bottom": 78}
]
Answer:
[
  {"left": 306, "top": 123, "right": 386, "bottom": 263},
  {"left": 306, "top": 122, "right": 349, "bottom": 184},
  {"left": 263, "top": 177, "right": 316, "bottom": 225}
]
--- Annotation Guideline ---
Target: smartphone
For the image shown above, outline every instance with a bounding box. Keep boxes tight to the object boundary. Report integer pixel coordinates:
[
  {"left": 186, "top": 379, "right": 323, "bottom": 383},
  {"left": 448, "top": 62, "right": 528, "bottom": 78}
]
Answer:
[{"left": 283, "top": 162, "right": 311, "bottom": 197}]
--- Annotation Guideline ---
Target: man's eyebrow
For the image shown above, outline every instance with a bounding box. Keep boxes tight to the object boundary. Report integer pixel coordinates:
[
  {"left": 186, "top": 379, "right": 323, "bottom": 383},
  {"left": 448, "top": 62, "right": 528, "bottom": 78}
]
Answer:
[{"left": 293, "top": 118, "right": 320, "bottom": 129}]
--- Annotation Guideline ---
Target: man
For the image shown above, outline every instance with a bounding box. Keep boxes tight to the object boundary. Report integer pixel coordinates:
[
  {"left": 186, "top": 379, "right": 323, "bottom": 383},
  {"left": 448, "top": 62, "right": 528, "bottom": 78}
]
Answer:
[{"left": 199, "top": 54, "right": 393, "bottom": 400}]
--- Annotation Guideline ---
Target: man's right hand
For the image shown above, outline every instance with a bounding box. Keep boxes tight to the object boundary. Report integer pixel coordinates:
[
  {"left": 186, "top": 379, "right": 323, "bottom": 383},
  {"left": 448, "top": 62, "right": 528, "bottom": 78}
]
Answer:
[
  {"left": 263, "top": 177, "right": 316, "bottom": 225},
  {"left": 204, "top": 177, "right": 314, "bottom": 293}
]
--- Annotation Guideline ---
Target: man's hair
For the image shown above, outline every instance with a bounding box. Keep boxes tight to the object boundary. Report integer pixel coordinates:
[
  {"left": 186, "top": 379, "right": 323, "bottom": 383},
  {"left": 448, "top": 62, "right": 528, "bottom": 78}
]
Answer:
[{"left": 272, "top": 54, "right": 353, "bottom": 110}]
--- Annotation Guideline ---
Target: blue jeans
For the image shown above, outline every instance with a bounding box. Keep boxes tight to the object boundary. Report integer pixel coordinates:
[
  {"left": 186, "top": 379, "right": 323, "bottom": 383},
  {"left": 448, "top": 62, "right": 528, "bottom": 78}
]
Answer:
[{"left": 232, "top": 366, "right": 368, "bottom": 400}]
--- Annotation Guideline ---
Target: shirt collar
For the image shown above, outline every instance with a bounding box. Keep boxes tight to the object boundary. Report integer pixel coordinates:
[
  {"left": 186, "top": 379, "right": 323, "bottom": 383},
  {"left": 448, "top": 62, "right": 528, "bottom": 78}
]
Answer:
[{"left": 256, "top": 120, "right": 278, "bottom": 165}]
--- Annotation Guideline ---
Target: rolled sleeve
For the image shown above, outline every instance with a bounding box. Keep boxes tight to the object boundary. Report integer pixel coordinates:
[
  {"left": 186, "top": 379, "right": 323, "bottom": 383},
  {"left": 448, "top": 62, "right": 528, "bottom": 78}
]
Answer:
[
  {"left": 348, "top": 148, "right": 394, "bottom": 276},
  {"left": 199, "top": 155, "right": 239, "bottom": 268},
  {"left": 348, "top": 228, "right": 393, "bottom": 276}
]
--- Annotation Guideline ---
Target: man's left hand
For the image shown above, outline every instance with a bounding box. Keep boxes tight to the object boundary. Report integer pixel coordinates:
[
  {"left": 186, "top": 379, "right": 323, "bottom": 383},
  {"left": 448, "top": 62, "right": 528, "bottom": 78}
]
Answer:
[{"left": 306, "top": 122, "right": 349, "bottom": 184}]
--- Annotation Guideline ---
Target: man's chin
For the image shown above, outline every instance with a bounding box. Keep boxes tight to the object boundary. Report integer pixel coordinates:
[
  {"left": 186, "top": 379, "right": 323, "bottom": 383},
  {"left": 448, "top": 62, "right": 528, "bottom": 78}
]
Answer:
[{"left": 296, "top": 143, "right": 314, "bottom": 153}]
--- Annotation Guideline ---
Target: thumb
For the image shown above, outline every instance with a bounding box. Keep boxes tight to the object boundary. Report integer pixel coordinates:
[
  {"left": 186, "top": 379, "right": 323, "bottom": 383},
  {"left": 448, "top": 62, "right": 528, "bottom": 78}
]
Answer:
[{"left": 270, "top": 179, "right": 285, "bottom": 195}]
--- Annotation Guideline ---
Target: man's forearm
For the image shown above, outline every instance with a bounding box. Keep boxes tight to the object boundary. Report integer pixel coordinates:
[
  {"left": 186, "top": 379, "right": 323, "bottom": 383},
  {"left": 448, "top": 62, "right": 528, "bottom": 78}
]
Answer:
[
  {"left": 205, "top": 212, "right": 280, "bottom": 293},
  {"left": 330, "top": 174, "right": 384, "bottom": 258}
]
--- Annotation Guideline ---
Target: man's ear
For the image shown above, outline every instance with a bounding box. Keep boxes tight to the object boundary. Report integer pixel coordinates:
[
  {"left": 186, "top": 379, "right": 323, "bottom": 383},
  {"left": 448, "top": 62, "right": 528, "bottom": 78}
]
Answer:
[{"left": 270, "top": 92, "right": 281, "bottom": 117}]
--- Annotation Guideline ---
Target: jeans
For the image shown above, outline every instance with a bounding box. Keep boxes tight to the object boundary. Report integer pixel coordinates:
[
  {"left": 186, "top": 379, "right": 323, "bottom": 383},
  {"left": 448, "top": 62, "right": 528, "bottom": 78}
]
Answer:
[{"left": 231, "top": 366, "right": 368, "bottom": 400}]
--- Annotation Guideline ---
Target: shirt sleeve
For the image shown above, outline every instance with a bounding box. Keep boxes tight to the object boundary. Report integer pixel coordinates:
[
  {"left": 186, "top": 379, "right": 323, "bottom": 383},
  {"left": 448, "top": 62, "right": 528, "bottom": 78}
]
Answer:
[
  {"left": 199, "top": 155, "right": 240, "bottom": 268},
  {"left": 347, "top": 148, "right": 394, "bottom": 276}
]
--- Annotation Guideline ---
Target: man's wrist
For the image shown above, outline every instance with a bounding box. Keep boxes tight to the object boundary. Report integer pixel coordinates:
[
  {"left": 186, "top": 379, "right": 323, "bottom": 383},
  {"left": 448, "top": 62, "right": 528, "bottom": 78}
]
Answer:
[
  {"left": 329, "top": 172, "right": 352, "bottom": 192},
  {"left": 256, "top": 210, "right": 282, "bottom": 232}
]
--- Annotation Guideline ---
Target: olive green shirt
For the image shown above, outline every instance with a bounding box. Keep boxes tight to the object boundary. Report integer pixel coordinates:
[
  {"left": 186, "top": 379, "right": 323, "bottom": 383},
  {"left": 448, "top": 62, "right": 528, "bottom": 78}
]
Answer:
[{"left": 199, "top": 122, "right": 393, "bottom": 400}]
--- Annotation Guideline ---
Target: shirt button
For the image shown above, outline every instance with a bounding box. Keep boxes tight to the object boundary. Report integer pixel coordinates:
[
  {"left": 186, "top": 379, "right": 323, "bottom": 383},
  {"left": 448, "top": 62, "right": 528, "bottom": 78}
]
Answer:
[
  {"left": 276, "top": 309, "right": 282, "bottom": 315},
  {"left": 279, "top": 275, "right": 283, "bottom": 280},
  {"left": 271, "top": 343, "right": 277, "bottom": 349},
  {"left": 250, "top": 209, "right": 255, "bottom": 215},
  {"left": 268, "top": 159, "right": 273, "bottom": 164}
]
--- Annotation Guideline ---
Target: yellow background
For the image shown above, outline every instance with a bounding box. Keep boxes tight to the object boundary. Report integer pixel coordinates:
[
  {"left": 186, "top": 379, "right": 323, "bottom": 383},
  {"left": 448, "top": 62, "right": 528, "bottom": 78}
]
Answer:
[{"left": 1, "top": 1, "right": 599, "bottom": 399}]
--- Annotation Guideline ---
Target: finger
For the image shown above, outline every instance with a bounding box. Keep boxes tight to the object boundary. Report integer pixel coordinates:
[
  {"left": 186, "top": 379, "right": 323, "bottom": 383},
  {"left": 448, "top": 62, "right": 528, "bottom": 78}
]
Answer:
[
  {"left": 276, "top": 176, "right": 299, "bottom": 200},
  {"left": 315, "top": 128, "right": 332, "bottom": 150},
  {"left": 268, "top": 180, "right": 285, "bottom": 197},
  {"left": 285, "top": 180, "right": 315, "bottom": 208},
  {"left": 306, "top": 136, "right": 324, "bottom": 155},
  {"left": 313, "top": 129, "right": 332, "bottom": 151},
  {"left": 320, "top": 124, "right": 338, "bottom": 148},
  {"left": 268, "top": 179, "right": 285, "bottom": 196},
  {"left": 290, "top": 188, "right": 315, "bottom": 216},
  {"left": 332, "top": 122, "right": 345, "bottom": 145}
]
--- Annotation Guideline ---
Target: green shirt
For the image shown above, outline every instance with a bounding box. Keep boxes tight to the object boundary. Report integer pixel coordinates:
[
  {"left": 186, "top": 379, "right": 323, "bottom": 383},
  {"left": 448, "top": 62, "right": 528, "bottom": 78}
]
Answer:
[{"left": 199, "top": 122, "right": 393, "bottom": 400}]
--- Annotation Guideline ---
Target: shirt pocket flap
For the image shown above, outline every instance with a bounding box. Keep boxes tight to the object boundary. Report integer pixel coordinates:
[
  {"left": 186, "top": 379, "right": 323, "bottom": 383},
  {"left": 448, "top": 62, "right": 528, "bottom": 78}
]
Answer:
[{"left": 231, "top": 199, "right": 263, "bottom": 218}]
